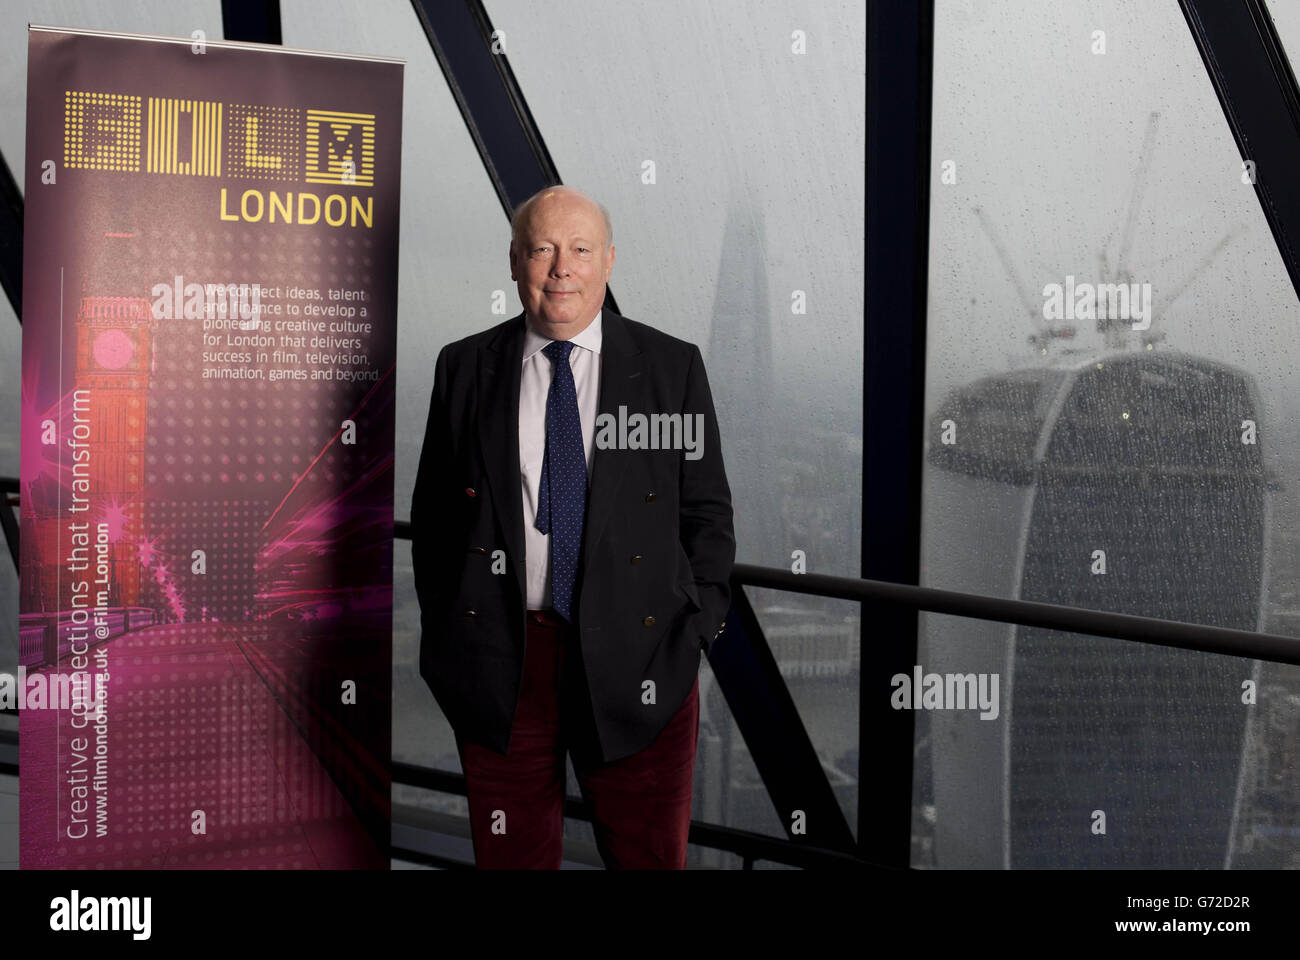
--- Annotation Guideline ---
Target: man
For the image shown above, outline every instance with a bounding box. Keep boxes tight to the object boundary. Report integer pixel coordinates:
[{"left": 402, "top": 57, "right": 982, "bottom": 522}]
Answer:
[{"left": 412, "top": 185, "right": 735, "bottom": 869}]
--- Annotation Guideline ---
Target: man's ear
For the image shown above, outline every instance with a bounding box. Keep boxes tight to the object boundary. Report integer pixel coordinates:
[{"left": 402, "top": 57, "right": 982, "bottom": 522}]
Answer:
[
  {"left": 508, "top": 244, "right": 517, "bottom": 281},
  {"left": 605, "top": 244, "right": 615, "bottom": 281}
]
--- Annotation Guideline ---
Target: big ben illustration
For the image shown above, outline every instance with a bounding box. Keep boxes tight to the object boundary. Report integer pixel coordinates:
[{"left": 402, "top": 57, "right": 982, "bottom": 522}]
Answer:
[{"left": 72, "top": 292, "right": 155, "bottom": 609}]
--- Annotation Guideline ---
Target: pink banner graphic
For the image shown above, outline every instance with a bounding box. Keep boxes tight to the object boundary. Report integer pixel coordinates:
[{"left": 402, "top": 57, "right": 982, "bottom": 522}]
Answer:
[{"left": 17, "top": 26, "right": 402, "bottom": 869}]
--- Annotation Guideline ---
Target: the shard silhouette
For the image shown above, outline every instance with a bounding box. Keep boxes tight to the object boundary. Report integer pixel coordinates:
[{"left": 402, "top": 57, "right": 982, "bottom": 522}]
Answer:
[{"left": 706, "top": 196, "right": 781, "bottom": 569}]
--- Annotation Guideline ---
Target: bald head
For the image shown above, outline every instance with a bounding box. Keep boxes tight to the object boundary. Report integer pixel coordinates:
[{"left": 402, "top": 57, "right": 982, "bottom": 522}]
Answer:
[
  {"left": 510, "top": 185, "right": 613, "bottom": 252},
  {"left": 508, "top": 185, "right": 616, "bottom": 340}
]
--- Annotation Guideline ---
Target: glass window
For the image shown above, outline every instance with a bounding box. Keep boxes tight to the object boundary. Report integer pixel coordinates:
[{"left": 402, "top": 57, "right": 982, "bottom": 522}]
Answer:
[{"left": 920, "top": 0, "right": 1300, "bottom": 868}]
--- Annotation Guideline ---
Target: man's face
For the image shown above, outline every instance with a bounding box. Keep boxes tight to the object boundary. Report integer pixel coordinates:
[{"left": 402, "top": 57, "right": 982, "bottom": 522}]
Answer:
[{"left": 509, "top": 193, "right": 614, "bottom": 339}]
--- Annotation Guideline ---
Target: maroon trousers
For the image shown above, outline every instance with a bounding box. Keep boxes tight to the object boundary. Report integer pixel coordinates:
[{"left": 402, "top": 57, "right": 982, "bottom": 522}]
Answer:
[{"left": 456, "top": 609, "right": 699, "bottom": 869}]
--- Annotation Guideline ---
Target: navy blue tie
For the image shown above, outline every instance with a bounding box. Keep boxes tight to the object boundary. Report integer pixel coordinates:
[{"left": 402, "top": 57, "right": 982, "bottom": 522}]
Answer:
[{"left": 534, "top": 340, "right": 587, "bottom": 621}]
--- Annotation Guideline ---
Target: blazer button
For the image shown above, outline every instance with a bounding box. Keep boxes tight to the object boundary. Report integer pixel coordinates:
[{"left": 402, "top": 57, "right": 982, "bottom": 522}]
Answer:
[
  {"left": 643, "top": 615, "right": 656, "bottom": 627},
  {"left": 630, "top": 554, "right": 642, "bottom": 565},
  {"left": 645, "top": 492, "right": 656, "bottom": 503},
  {"left": 464, "top": 609, "right": 477, "bottom": 617},
  {"left": 466, "top": 487, "right": 477, "bottom": 498},
  {"left": 470, "top": 546, "right": 487, "bottom": 555}
]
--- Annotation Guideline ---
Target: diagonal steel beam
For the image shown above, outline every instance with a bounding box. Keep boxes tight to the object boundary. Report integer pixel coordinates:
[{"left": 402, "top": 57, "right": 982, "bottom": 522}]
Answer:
[
  {"left": 0, "top": 149, "right": 21, "bottom": 321},
  {"left": 1, "top": 491, "right": 18, "bottom": 575},
  {"left": 1179, "top": 0, "right": 1300, "bottom": 302},
  {"left": 409, "top": 0, "right": 560, "bottom": 217},
  {"left": 708, "top": 587, "right": 858, "bottom": 853}
]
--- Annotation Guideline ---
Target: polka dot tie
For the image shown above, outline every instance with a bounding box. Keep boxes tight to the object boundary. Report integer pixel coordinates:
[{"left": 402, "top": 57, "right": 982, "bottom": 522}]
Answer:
[{"left": 534, "top": 340, "right": 587, "bottom": 621}]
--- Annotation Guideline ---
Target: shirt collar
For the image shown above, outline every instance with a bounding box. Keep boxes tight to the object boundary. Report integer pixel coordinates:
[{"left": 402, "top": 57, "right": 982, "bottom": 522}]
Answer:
[{"left": 522, "top": 309, "right": 603, "bottom": 361}]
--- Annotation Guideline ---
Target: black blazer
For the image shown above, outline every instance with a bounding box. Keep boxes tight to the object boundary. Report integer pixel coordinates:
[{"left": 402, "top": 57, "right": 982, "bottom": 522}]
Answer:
[{"left": 411, "top": 308, "right": 735, "bottom": 763}]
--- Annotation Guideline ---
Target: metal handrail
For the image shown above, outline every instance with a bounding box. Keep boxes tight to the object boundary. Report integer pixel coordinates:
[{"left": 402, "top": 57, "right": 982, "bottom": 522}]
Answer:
[
  {"left": 732, "top": 564, "right": 1300, "bottom": 666},
  {"left": 392, "top": 762, "right": 877, "bottom": 870},
  {"left": 396, "top": 515, "right": 1300, "bottom": 666}
]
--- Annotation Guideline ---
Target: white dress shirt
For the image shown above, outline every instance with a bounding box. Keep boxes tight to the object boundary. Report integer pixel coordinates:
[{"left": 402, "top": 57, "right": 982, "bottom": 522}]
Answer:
[{"left": 519, "top": 310, "right": 603, "bottom": 610}]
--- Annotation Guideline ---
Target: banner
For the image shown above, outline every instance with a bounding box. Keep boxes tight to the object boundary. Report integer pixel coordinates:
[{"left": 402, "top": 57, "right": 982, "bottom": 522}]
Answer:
[{"left": 17, "top": 26, "right": 402, "bottom": 868}]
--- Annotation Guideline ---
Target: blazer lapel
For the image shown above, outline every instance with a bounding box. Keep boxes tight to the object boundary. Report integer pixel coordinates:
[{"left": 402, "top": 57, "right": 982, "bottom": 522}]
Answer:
[
  {"left": 582, "top": 309, "right": 645, "bottom": 571},
  {"left": 478, "top": 314, "right": 527, "bottom": 603}
]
